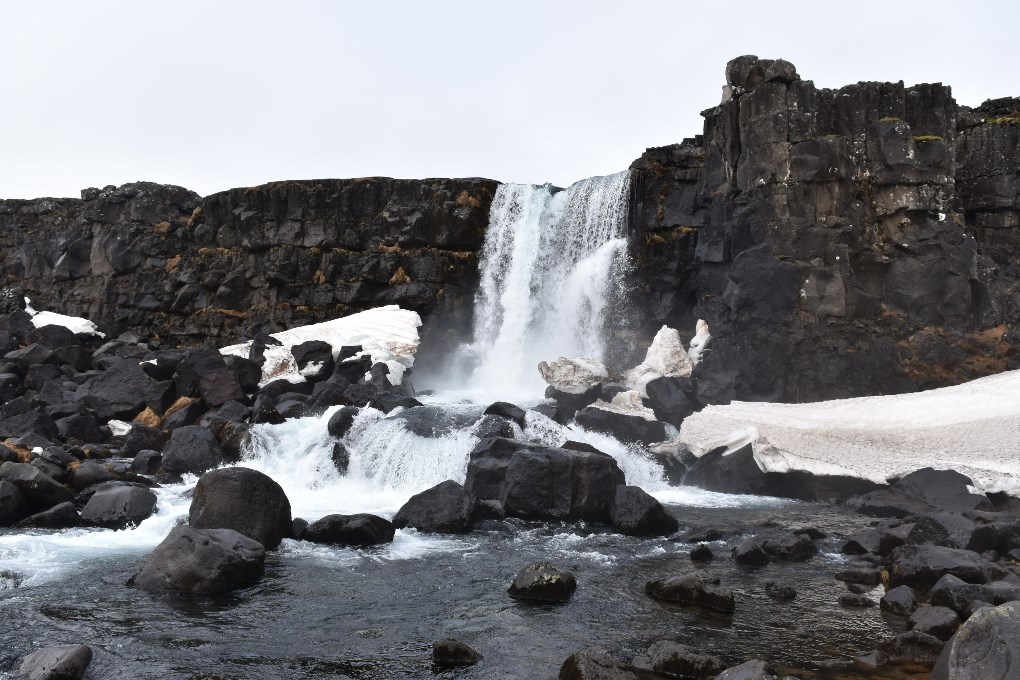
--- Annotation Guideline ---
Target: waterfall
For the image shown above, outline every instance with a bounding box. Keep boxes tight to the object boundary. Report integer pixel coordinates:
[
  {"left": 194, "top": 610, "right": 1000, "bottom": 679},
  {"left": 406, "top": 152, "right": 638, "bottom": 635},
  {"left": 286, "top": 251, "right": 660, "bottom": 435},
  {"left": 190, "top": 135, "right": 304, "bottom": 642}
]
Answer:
[{"left": 452, "top": 171, "right": 632, "bottom": 401}]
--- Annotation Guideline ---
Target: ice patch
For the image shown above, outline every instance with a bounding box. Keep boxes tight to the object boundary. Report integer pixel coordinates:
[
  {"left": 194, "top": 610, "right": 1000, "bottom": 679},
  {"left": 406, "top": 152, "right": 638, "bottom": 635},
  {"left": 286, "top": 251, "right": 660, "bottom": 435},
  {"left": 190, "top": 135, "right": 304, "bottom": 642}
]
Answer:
[
  {"left": 680, "top": 369, "right": 1020, "bottom": 496},
  {"left": 537, "top": 356, "right": 609, "bottom": 395},
  {"left": 24, "top": 298, "right": 105, "bottom": 337},
  {"left": 623, "top": 325, "right": 693, "bottom": 397}
]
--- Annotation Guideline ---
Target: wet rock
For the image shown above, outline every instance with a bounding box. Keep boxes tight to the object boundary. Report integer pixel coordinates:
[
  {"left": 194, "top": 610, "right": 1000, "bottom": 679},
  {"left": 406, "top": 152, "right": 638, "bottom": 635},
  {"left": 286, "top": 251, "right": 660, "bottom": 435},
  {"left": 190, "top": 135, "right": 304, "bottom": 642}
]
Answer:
[
  {"left": 930, "top": 601, "right": 1020, "bottom": 680},
  {"left": 72, "top": 358, "right": 153, "bottom": 420},
  {"left": 910, "top": 606, "right": 961, "bottom": 641},
  {"left": 609, "top": 485, "right": 679, "bottom": 537},
  {"left": 432, "top": 638, "right": 483, "bottom": 668},
  {"left": 929, "top": 574, "right": 1020, "bottom": 615},
  {"left": 835, "top": 562, "right": 884, "bottom": 586},
  {"left": 840, "top": 593, "right": 877, "bottom": 607},
  {"left": 70, "top": 461, "right": 114, "bottom": 490},
  {"left": 15, "top": 501, "right": 82, "bottom": 529},
  {"left": 690, "top": 543, "right": 714, "bottom": 562},
  {"left": 161, "top": 425, "right": 223, "bottom": 475},
  {"left": 645, "top": 571, "right": 736, "bottom": 613},
  {"left": 574, "top": 405, "right": 667, "bottom": 446},
  {"left": 881, "top": 585, "right": 921, "bottom": 615},
  {"left": 507, "top": 561, "right": 576, "bottom": 603},
  {"left": 842, "top": 528, "right": 882, "bottom": 555},
  {"left": 80, "top": 484, "right": 157, "bottom": 529},
  {"left": 392, "top": 480, "right": 478, "bottom": 534},
  {"left": 304, "top": 513, "right": 394, "bottom": 547},
  {"left": 890, "top": 545, "right": 1006, "bottom": 591},
  {"left": 764, "top": 581, "right": 796, "bottom": 600},
  {"left": 733, "top": 539, "right": 770, "bottom": 566},
  {"left": 482, "top": 401, "right": 526, "bottom": 428},
  {"left": 632, "top": 640, "right": 726, "bottom": 678},
  {"left": 559, "top": 648, "right": 638, "bottom": 680},
  {"left": 173, "top": 348, "right": 243, "bottom": 407},
  {"left": 326, "top": 406, "right": 359, "bottom": 438},
  {"left": 54, "top": 413, "right": 103, "bottom": 444},
  {"left": 289, "top": 517, "right": 308, "bottom": 541},
  {"left": 762, "top": 533, "right": 817, "bottom": 561},
  {"left": 715, "top": 659, "right": 780, "bottom": 680},
  {"left": 894, "top": 468, "right": 992, "bottom": 514},
  {"left": 217, "top": 421, "right": 251, "bottom": 463},
  {"left": 330, "top": 441, "right": 350, "bottom": 475},
  {"left": 0, "top": 479, "right": 29, "bottom": 526},
  {"left": 189, "top": 467, "right": 292, "bottom": 550},
  {"left": 880, "top": 631, "right": 945, "bottom": 670},
  {"left": 909, "top": 513, "right": 979, "bottom": 550},
  {"left": 474, "top": 414, "right": 516, "bottom": 440},
  {"left": 291, "top": 340, "right": 334, "bottom": 382},
  {"left": 130, "top": 449, "right": 162, "bottom": 475},
  {"left": 0, "top": 461, "right": 74, "bottom": 511},
  {"left": 17, "top": 644, "right": 92, "bottom": 680},
  {"left": 130, "top": 526, "right": 265, "bottom": 595}
]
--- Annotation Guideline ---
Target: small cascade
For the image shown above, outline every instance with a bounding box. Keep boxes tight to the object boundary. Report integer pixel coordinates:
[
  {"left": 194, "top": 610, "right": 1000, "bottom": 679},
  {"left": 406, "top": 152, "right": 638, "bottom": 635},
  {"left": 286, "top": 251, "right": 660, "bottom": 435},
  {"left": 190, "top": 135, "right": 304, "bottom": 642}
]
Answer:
[{"left": 453, "top": 171, "right": 632, "bottom": 401}]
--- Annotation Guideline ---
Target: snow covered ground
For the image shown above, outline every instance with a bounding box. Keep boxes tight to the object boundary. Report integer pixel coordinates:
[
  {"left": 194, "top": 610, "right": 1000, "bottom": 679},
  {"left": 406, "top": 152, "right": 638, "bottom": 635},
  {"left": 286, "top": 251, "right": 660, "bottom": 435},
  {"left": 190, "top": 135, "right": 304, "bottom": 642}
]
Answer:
[
  {"left": 24, "top": 298, "right": 104, "bottom": 337},
  {"left": 679, "top": 369, "right": 1020, "bottom": 496},
  {"left": 220, "top": 305, "right": 421, "bottom": 388}
]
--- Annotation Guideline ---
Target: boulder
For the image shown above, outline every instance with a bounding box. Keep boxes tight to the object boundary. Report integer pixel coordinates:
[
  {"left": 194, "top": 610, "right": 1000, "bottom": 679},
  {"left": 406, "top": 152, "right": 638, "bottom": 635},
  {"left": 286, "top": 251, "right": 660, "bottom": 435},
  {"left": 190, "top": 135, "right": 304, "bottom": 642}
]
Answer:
[
  {"left": 842, "top": 528, "right": 882, "bottom": 555},
  {"left": 80, "top": 483, "right": 158, "bottom": 529},
  {"left": 475, "top": 414, "right": 516, "bottom": 440},
  {"left": 910, "top": 606, "right": 962, "bottom": 641},
  {"left": 130, "top": 450, "right": 162, "bottom": 475},
  {"left": 174, "top": 348, "right": 243, "bottom": 407},
  {"left": 733, "top": 539, "right": 770, "bottom": 566},
  {"left": 432, "top": 638, "right": 483, "bottom": 668},
  {"left": 609, "top": 485, "right": 678, "bottom": 537},
  {"left": 762, "top": 534, "right": 817, "bottom": 561},
  {"left": 122, "top": 424, "right": 168, "bottom": 458},
  {"left": 392, "top": 480, "right": 478, "bottom": 534},
  {"left": 0, "top": 461, "right": 74, "bottom": 511},
  {"left": 70, "top": 462, "right": 114, "bottom": 490},
  {"left": 161, "top": 425, "right": 223, "bottom": 475},
  {"left": 908, "top": 513, "right": 979, "bottom": 550},
  {"left": 303, "top": 513, "right": 394, "bottom": 547},
  {"left": 930, "top": 601, "right": 1020, "bottom": 680},
  {"left": 558, "top": 649, "right": 638, "bottom": 680},
  {"left": 890, "top": 545, "right": 1006, "bottom": 591},
  {"left": 507, "top": 561, "right": 576, "bottom": 603},
  {"left": 632, "top": 641, "right": 725, "bottom": 678},
  {"left": 130, "top": 526, "right": 265, "bottom": 594},
  {"left": 643, "top": 375, "right": 698, "bottom": 428},
  {"left": 189, "top": 467, "right": 292, "bottom": 550},
  {"left": 879, "top": 631, "right": 945, "bottom": 670},
  {"left": 715, "top": 660, "right": 780, "bottom": 680},
  {"left": 15, "top": 501, "right": 82, "bottom": 529},
  {"left": 0, "top": 479, "right": 29, "bottom": 526},
  {"left": 840, "top": 593, "right": 877, "bottom": 607},
  {"left": 327, "top": 406, "right": 359, "bottom": 438},
  {"left": 689, "top": 543, "right": 714, "bottom": 562},
  {"left": 72, "top": 358, "right": 153, "bottom": 419},
  {"left": 17, "top": 644, "right": 93, "bottom": 680},
  {"left": 574, "top": 403, "right": 666, "bottom": 445},
  {"left": 930, "top": 574, "right": 1020, "bottom": 615},
  {"left": 881, "top": 585, "right": 921, "bottom": 615},
  {"left": 645, "top": 572, "right": 736, "bottom": 613},
  {"left": 894, "top": 468, "right": 991, "bottom": 514},
  {"left": 482, "top": 401, "right": 526, "bottom": 428},
  {"left": 764, "top": 581, "right": 796, "bottom": 600},
  {"left": 290, "top": 340, "right": 335, "bottom": 382},
  {"left": 389, "top": 405, "right": 479, "bottom": 438}
]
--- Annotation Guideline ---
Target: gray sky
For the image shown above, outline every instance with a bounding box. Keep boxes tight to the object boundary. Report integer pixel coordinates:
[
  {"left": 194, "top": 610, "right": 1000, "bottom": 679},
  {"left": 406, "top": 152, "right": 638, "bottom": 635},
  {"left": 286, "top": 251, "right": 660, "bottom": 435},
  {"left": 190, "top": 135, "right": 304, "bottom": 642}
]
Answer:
[{"left": 2, "top": 0, "right": 1018, "bottom": 199}]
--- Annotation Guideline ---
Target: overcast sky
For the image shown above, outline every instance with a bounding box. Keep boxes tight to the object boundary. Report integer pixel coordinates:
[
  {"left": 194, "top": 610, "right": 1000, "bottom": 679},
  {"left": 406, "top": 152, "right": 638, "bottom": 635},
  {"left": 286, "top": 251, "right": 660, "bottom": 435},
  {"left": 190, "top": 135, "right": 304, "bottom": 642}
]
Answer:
[{"left": 2, "top": 1, "right": 1017, "bottom": 199}]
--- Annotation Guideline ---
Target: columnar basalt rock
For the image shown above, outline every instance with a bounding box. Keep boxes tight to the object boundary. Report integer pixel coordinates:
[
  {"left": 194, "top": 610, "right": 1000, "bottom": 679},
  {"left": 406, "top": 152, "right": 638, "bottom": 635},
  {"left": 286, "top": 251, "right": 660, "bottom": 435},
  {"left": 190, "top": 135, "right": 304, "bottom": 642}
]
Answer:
[{"left": 628, "top": 56, "right": 1019, "bottom": 403}]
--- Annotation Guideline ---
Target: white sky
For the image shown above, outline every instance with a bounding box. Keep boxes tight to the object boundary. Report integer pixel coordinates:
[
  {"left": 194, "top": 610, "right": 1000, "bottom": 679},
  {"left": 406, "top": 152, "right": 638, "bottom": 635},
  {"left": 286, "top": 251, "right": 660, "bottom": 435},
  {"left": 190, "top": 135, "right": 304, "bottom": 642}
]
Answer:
[{"left": 2, "top": 0, "right": 1018, "bottom": 199}]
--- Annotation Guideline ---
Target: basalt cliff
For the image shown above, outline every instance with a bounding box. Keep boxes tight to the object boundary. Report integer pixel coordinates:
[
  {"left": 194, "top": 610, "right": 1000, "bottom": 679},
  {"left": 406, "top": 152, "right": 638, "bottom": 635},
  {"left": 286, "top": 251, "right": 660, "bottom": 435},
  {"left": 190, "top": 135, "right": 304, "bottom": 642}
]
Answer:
[{"left": 2, "top": 56, "right": 1017, "bottom": 403}]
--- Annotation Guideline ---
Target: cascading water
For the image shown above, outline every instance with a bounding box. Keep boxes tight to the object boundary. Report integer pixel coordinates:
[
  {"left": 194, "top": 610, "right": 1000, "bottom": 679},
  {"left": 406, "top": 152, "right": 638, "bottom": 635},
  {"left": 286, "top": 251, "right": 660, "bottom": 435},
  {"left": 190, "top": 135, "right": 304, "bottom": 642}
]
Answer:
[{"left": 454, "top": 172, "right": 632, "bottom": 401}]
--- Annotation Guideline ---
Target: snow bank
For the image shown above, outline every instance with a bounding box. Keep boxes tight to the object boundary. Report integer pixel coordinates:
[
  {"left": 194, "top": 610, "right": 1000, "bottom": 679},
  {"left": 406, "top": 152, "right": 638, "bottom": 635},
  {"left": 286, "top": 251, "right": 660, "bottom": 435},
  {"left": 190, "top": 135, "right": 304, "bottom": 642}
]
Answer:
[
  {"left": 24, "top": 298, "right": 105, "bottom": 337},
  {"left": 537, "top": 356, "right": 609, "bottom": 395},
  {"left": 688, "top": 319, "right": 710, "bottom": 366},
  {"left": 623, "top": 325, "right": 693, "bottom": 397},
  {"left": 595, "top": 394, "right": 658, "bottom": 421},
  {"left": 220, "top": 305, "right": 421, "bottom": 388},
  {"left": 679, "top": 369, "right": 1020, "bottom": 496}
]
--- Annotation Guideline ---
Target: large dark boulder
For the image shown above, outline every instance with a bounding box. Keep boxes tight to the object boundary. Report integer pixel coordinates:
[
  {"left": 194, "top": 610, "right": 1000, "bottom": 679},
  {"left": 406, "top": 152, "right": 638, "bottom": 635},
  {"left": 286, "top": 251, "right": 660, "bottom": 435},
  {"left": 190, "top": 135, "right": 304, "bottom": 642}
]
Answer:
[
  {"left": 17, "top": 644, "right": 93, "bottom": 680},
  {"left": 432, "top": 638, "right": 483, "bottom": 668},
  {"left": 890, "top": 545, "right": 1007, "bottom": 591},
  {"left": 609, "top": 485, "right": 678, "bottom": 537},
  {"left": 16, "top": 501, "right": 82, "bottom": 529},
  {"left": 558, "top": 649, "right": 639, "bottom": 680},
  {"left": 733, "top": 538, "right": 770, "bottom": 566},
  {"left": 482, "top": 401, "right": 526, "bottom": 428},
  {"left": 161, "top": 425, "right": 223, "bottom": 475},
  {"left": 326, "top": 406, "right": 360, "bottom": 438},
  {"left": 643, "top": 376, "right": 698, "bottom": 429},
  {"left": 507, "top": 561, "right": 576, "bottom": 603},
  {"left": 632, "top": 641, "right": 726, "bottom": 678},
  {"left": 70, "top": 462, "right": 114, "bottom": 491},
  {"left": 851, "top": 468, "right": 992, "bottom": 518},
  {"left": 122, "top": 424, "right": 168, "bottom": 458},
  {"left": 174, "top": 349, "right": 243, "bottom": 407},
  {"left": 762, "top": 533, "right": 818, "bottom": 561},
  {"left": 930, "top": 601, "right": 1020, "bottom": 680},
  {"left": 465, "top": 440, "right": 625, "bottom": 523},
  {"left": 80, "top": 483, "right": 157, "bottom": 529},
  {"left": 72, "top": 358, "right": 154, "bottom": 419},
  {"left": 392, "top": 480, "right": 478, "bottom": 534},
  {"left": 303, "top": 513, "right": 394, "bottom": 547},
  {"left": 290, "top": 341, "right": 334, "bottom": 381},
  {"left": 0, "top": 479, "right": 29, "bottom": 526},
  {"left": 0, "top": 461, "right": 73, "bottom": 511},
  {"left": 930, "top": 574, "right": 1020, "bottom": 615},
  {"left": 881, "top": 585, "right": 921, "bottom": 615},
  {"left": 130, "top": 525, "right": 265, "bottom": 595},
  {"left": 189, "top": 467, "right": 292, "bottom": 550},
  {"left": 910, "top": 606, "right": 962, "bottom": 641},
  {"left": 645, "top": 571, "right": 736, "bottom": 613},
  {"left": 574, "top": 405, "right": 667, "bottom": 445}
]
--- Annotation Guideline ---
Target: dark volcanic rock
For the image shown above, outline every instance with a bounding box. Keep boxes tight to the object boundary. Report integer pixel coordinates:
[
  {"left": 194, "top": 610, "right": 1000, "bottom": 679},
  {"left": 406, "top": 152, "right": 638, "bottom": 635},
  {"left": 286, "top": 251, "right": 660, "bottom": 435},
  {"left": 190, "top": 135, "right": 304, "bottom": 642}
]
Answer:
[
  {"left": 879, "top": 631, "right": 945, "bottom": 670},
  {"left": 715, "top": 660, "right": 780, "bottom": 680},
  {"left": 130, "top": 525, "right": 265, "bottom": 594},
  {"left": 304, "top": 513, "right": 394, "bottom": 547},
  {"left": 80, "top": 484, "right": 157, "bottom": 529},
  {"left": 326, "top": 406, "right": 359, "bottom": 438},
  {"left": 0, "top": 461, "right": 74, "bottom": 511},
  {"left": 16, "top": 501, "right": 82, "bottom": 529},
  {"left": 764, "top": 581, "right": 797, "bottom": 600},
  {"left": 881, "top": 585, "right": 921, "bottom": 615},
  {"left": 482, "top": 401, "right": 526, "bottom": 428},
  {"left": 0, "top": 479, "right": 29, "bottom": 526},
  {"left": 733, "top": 538, "right": 770, "bottom": 566},
  {"left": 432, "top": 638, "right": 483, "bottom": 668},
  {"left": 930, "top": 601, "right": 1020, "bottom": 680},
  {"left": 574, "top": 405, "right": 667, "bottom": 445},
  {"left": 645, "top": 571, "right": 736, "bottom": 613},
  {"left": 632, "top": 641, "right": 726, "bottom": 678},
  {"left": 559, "top": 649, "right": 638, "bottom": 680},
  {"left": 161, "top": 425, "right": 223, "bottom": 475},
  {"left": 930, "top": 574, "right": 1020, "bottom": 615},
  {"left": 507, "top": 561, "right": 576, "bottom": 603},
  {"left": 130, "top": 449, "right": 163, "bottom": 475},
  {"left": 762, "top": 533, "right": 818, "bottom": 561},
  {"left": 910, "top": 606, "right": 961, "bottom": 641},
  {"left": 890, "top": 545, "right": 1007, "bottom": 591},
  {"left": 189, "top": 467, "right": 292, "bottom": 550},
  {"left": 609, "top": 485, "right": 679, "bottom": 537},
  {"left": 17, "top": 644, "right": 93, "bottom": 680},
  {"left": 392, "top": 480, "right": 478, "bottom": 534},
  {"left": 689, "top": 543, "right": 714, "bottom": 562}
]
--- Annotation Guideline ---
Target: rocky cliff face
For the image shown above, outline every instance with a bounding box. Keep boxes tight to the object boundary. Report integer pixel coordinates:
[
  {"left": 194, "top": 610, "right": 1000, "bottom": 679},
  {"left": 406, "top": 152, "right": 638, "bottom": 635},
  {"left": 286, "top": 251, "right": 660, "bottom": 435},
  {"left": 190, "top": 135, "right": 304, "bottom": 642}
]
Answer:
[
  {"left": 629, "top": 56, "right": 1019, "bottom": 403},
  {"left": 0, "top": 178, "right": 496, "bottom": 345}
]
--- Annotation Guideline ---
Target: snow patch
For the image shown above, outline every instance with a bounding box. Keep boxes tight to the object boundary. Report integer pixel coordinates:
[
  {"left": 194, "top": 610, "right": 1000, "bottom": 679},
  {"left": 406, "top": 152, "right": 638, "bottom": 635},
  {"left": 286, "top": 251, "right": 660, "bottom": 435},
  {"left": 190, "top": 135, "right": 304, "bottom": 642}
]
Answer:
[
  {"left": 537, "top": 356, "right": 608, "bottom": 395},
  {"left": 107, "top": 420, "right": 132, "bottom": 437},
  {"left": 24, "top": 298, "right": 105, "bottom": 337},
  {"left": 688, "top": 319, "right": 711, "bottom": 366},
  {"left": 220, "top": 305, "right": 421, "bottom": 389},
  {"left": 679, "top": 370, "right": 1020, "bottom": 496},
  {"left": 590, "top": 398, "right": 658, "bottom": 422},
  {"left": 623, "top": 325, "right": 694, "bottom": 397}
]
